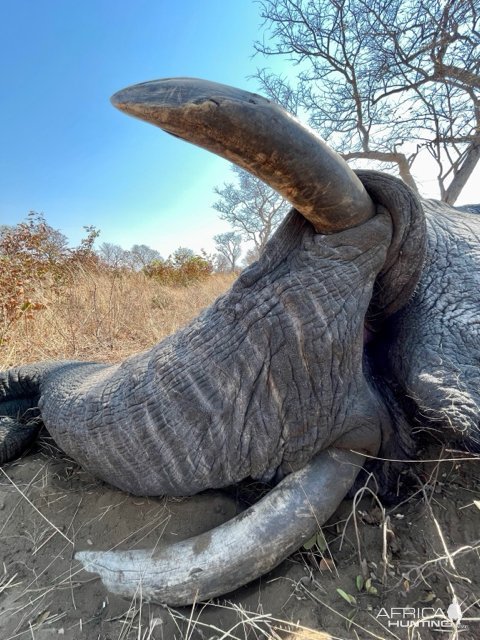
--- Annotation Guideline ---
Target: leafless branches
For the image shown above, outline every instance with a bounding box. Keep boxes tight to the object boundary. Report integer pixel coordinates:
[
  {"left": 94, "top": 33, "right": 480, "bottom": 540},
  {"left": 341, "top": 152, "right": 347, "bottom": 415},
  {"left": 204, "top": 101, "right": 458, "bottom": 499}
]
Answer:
[
  {"left": 213, "top": 166, "right": 290, "bottom": 257},
  {"left": 255, "top": 0, "right": 479, "bottom": 203}
]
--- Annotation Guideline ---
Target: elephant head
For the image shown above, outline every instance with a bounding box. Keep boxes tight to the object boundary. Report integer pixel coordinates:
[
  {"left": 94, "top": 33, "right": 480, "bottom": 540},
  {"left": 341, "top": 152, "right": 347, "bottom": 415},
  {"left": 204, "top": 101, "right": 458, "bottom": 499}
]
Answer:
[{"left": 0, "top": 78, "right": 478, "bottom": 606}]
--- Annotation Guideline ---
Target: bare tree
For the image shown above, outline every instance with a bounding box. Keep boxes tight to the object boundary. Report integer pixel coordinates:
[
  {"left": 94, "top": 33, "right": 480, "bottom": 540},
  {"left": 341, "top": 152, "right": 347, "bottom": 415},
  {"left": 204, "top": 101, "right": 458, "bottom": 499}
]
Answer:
[
  {"left": 97, "top": 242, "right": 132, "bottom": 269},
  {"left": 213, "top": 232, "right": 242, "bottom": 272},
  {"left": 98, "top": 243, "right": 162, "bottom": 270},
  {"left": 130, "top": 244, "right": 162, "bottom": 270},
  {"left": 213, "top": 253, "right": 230, "bottom": 272},
  {"left": 213, "top": 166, "right": 290, "bottom": 256},
  {"left": 255, "top": 0, "right": 479, "bottom": 203}
]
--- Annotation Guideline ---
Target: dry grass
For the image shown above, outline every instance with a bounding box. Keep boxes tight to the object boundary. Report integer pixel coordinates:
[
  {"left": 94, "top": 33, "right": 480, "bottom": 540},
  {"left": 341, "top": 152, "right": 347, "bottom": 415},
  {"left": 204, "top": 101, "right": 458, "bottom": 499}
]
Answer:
[
  {"left": 0, "top": 264, "right": 339, "bottom": 639},
  {"left": 1, "top": 267, "right": 236, "bottom": 368},
  {"left": 2, "top": 447, "right": 478, "bottom": 639},
  {"left": 1, "top": 252, "right": 479, "bottom": 638}
]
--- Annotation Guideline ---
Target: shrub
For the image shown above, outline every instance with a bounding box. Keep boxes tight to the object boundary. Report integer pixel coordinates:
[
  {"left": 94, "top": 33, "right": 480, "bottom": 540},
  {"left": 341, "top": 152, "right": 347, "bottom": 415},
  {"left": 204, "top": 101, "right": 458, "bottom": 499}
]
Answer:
[
  {"left": 0, "top": 213, "right": 99, "bottom": 344},
  {"left": 143, "top": 248, "right": 213, "bottom": 286}
]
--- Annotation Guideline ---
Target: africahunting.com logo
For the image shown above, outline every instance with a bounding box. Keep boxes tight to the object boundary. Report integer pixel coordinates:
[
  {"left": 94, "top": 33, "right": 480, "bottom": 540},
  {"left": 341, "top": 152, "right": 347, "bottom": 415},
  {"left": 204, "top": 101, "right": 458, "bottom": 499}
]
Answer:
[{"left": 376, "top": 599, "right": 469, "bottom": 630}]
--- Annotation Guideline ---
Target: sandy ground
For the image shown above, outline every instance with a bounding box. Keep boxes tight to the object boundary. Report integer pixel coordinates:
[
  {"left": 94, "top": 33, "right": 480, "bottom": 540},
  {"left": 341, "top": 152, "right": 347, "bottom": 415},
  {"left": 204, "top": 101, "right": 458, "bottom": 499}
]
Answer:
[{"left": 0, "top": 436, "right": 479, "bottom": 640}]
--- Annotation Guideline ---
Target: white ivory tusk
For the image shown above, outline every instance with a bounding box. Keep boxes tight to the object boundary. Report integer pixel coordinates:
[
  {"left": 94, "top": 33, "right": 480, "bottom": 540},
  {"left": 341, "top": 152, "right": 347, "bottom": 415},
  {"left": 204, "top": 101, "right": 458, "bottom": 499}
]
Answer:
[{"left": 76, "top": 448, "right": 365, "bottom": 606}]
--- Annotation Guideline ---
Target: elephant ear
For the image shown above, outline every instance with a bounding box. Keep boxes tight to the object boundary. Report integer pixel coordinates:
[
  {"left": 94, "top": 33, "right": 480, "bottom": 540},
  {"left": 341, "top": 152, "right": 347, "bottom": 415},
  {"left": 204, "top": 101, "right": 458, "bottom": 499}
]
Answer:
[{"left": 111, "top": 77, "right": 375, "bottom": 234}]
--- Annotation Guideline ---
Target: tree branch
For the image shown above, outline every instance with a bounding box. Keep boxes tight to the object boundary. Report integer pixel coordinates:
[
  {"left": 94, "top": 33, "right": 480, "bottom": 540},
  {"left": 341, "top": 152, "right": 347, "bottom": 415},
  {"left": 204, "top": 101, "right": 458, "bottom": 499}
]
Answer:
[{"left": 342, "top": 150, "right": 419, "bottom": 192}]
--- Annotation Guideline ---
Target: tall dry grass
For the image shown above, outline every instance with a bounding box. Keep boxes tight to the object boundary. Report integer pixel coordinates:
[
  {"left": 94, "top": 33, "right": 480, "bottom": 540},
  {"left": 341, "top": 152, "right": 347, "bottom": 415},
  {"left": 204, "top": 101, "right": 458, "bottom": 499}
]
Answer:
[{"left": 1, "top": 266, "right": 236, "bottom": 369}]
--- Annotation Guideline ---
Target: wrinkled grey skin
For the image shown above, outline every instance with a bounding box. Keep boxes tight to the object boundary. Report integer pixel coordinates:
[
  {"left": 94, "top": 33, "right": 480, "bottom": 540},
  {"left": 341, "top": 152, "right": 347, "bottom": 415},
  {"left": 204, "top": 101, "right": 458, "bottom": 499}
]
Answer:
[
  {"left": 0, "top": 77, "right": 478, "bottom": 605},
  {"left": 1, "top": 200, "right": 392, "bottom": 495},
  {"left": 380, "top": 199, "right": 480, "bottom": 454},
  {"left": 42, "top": 211, "right": 388, "bottom": 496},
  {"left": 1, "top": 180, "right": 478, "bottom": 492}
]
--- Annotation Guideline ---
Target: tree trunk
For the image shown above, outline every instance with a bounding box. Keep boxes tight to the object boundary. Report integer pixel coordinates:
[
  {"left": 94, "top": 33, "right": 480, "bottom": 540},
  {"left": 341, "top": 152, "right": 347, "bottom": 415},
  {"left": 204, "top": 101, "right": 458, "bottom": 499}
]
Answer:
[{"left": 444, "top": 142, "right": 480, "bottom": 205}]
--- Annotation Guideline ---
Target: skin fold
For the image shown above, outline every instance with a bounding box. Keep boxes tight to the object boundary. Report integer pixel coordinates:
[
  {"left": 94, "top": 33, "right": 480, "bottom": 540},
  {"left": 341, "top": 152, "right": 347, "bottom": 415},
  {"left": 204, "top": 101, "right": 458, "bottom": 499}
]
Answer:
[{"left": 379, "top": 200, "right": 480, "bottom": 452}]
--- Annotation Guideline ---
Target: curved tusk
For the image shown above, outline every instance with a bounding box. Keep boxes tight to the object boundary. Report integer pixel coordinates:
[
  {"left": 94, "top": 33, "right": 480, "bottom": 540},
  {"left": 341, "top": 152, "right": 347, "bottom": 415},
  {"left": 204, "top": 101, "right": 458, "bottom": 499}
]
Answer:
[
  {"left": 76, "top": 448, "right": 364, "bottom": 606},
  {"left": 111, "top": 78, "right": 375, "bottom": 234}
]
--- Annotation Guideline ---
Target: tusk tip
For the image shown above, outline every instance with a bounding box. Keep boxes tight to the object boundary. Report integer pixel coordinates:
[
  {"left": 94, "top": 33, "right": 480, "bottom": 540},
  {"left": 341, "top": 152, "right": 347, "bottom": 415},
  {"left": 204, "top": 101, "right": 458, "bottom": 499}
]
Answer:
[{"left": 111, "top": 77, "right": 271, "bottom": 114}]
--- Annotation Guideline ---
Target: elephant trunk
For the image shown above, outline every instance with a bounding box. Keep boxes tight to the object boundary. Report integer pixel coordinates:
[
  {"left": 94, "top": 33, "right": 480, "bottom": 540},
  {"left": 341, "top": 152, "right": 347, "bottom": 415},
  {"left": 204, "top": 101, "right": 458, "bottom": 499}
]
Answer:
[
  {"left": 111, "top": 78, "right": 375, "bottom": 234},
  {"left": 76, "top": 448, "right": 364, "bottom": 606}
]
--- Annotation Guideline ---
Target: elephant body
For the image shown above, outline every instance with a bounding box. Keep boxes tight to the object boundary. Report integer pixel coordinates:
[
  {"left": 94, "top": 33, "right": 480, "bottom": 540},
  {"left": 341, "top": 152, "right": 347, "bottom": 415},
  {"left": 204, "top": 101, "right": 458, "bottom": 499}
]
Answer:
[
  {"left": 1, "top": 78, "right": 478, "bottom": 605},
  {"left": 383, "top": 199, "right": 480, "bottom": 452},
  {"left": 38, "top": 208, "right": 391, "bottom": 496},
  {"left": 33, "top": 190, "right": 480, "bottom": 499}
]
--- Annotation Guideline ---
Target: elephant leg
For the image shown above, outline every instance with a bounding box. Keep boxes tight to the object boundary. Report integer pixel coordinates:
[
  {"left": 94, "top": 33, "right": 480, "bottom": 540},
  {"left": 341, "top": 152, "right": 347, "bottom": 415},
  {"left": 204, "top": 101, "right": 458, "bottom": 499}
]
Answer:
[
  {"left": 0, "top": 417, "right": 42, "bottom": 464},
  {"left": 0, "top": 361, "right": 66, "bottom": 464}
]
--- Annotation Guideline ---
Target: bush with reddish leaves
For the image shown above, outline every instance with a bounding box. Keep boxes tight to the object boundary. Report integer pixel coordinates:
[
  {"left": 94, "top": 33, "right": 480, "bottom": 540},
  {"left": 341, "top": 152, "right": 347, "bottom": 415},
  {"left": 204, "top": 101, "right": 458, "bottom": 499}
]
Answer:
[{"left": 0, "top": 212, "right": 99, "bottom": 343}]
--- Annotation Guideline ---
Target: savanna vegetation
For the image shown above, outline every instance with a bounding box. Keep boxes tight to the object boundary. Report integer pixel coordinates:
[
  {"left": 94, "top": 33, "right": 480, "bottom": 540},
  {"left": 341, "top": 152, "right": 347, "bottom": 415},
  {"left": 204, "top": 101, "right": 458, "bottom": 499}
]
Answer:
[
  {"left": 0, "top": 213, "right": 235, "bottom": 369},
  {"left": 2, "top": 212, "right": 478, "bottom": 640}
]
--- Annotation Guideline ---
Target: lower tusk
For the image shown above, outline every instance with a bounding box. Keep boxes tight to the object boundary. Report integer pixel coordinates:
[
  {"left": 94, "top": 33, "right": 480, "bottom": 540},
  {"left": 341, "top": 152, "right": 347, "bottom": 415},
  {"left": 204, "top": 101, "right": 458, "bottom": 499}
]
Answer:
[{"left": 76, "top": 448, "right": 364, "bottom": 606}]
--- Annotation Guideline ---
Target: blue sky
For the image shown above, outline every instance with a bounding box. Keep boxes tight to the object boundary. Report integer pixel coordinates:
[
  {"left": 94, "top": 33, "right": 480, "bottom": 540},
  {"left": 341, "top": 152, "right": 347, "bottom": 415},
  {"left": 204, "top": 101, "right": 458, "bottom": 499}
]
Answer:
[
  {"left": 1, "top": 1, "right": 478, "bottom": 258},
  {"left": 1, "top": 1, "right": 274, "bottom": 256}
]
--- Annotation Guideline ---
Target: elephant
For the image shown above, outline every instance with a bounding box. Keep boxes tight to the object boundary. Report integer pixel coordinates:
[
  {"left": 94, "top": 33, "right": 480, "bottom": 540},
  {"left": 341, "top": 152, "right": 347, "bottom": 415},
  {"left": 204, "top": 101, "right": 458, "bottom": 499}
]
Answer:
[{"left": 0, "top": 78, "right": 478, "bottom": 607}]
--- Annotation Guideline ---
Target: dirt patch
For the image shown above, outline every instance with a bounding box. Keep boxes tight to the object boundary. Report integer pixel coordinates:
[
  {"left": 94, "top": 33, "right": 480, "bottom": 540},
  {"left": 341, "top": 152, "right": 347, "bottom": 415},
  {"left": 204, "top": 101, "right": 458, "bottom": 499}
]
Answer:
[{"left": 0, "top": 440, "right": 478, "bottom": 640}]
